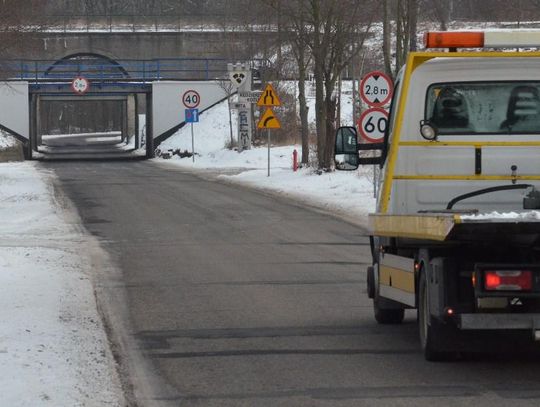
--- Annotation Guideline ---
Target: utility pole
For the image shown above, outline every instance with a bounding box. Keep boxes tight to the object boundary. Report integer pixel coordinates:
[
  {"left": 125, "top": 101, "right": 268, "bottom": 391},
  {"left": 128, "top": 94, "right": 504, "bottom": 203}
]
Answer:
[{"left": 350, "top": 45, "right": 357, "bottom": 125}]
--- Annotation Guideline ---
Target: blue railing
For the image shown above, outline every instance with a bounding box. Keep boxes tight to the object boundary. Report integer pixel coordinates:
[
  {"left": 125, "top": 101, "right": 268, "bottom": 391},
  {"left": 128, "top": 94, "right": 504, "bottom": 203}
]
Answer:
[{"left": 0, "top": 58, "right": 252, "bottom": 82}]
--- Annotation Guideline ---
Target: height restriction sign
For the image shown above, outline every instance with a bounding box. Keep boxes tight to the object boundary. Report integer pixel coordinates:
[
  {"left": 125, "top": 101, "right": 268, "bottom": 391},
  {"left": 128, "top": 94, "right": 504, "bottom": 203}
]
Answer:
[
  {"left": 360, "top": 71, "right": 393, "bottom": 107},
  {"left": 71, "top": 76, "right": 90, "bottom": 95}
]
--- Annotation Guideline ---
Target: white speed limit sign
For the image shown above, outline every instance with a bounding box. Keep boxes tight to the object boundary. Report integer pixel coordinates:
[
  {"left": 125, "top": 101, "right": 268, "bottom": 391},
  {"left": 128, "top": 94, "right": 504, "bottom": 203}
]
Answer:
[
  {"left": 358, "top": 107, "right": 388, "bottom": 143},
  {"left": 182, "top": 90, "right": 201, "bottom": 108}
]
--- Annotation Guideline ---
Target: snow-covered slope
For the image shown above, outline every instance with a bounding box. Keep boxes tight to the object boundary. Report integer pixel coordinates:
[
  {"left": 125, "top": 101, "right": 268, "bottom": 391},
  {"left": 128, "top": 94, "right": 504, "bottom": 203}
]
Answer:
[
  {"left": 0, "top": 163, "right": 124, "bottom": 406},
  {"left": 156, "top": 94, "right": 377, "bottom": 225}
]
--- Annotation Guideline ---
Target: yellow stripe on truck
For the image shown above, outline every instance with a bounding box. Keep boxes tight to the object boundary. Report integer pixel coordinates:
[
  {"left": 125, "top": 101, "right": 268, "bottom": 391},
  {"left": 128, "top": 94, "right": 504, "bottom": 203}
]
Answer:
[
  {"left": 393, "top": 175, "right": 540, "bottom": 181},
  {"left": 379, "top": 265, "right": 415, "bottom": 293},
  {"left": 370, "top": 213, "right": 457, "bottom": 241},
  {"left": 399, "top": 141, "right": 540, "bottom": 147}
]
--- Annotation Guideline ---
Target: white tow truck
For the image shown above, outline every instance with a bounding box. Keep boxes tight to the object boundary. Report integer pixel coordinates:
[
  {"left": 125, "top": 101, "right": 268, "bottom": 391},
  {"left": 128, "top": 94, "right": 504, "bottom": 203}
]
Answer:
[{"left": 336, "top": 31, "right": 540, "bottom": 360}]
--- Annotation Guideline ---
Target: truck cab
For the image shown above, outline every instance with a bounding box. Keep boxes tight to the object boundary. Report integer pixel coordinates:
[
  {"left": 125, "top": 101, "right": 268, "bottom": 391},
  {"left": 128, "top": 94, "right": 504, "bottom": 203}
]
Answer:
[{"left": 336, "top": 31, "right": 540, "bottom": 360}]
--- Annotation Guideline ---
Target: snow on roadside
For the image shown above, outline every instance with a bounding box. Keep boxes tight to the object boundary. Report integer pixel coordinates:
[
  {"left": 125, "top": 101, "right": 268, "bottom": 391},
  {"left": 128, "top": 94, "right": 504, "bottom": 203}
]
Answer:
[
  {"left": 0, "top": 132, "right": 17, "bottom": 150},
  {"left": 156, "top": 97, "right": 376, "bottom": 223},
  {"left": 0, "top": 163, "right": 124, "bottom": 406},
  {"left": 222, "top": 166, "right": 376, "bottom": 224},
  {"left": 159, "top": 99, "right": 236, "bottom": 155},
  {"left": 461, "top": 210, "right": 540, "bottom": 220}
]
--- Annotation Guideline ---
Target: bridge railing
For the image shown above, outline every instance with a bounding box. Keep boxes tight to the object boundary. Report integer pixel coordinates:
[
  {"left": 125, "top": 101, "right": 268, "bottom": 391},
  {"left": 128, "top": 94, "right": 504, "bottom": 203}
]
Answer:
[
  {"left": 0, "top": 58, "right": 246, "bottom": 82},
  {"left": 44, "top": 14, "right": 233, "bottom": 33}
]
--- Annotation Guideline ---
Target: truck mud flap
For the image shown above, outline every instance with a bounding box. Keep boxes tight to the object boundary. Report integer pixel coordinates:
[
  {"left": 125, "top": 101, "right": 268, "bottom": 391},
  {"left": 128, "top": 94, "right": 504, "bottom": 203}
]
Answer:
[{"left": 379, "top": 253, "right": 415, "bottom": 307}]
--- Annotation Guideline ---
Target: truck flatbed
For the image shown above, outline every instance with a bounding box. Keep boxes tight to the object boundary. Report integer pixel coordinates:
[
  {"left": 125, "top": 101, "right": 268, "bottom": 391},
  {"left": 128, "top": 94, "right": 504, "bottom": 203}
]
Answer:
[{"left": 370, "top": 211, "right": 540, "bottom": 242}]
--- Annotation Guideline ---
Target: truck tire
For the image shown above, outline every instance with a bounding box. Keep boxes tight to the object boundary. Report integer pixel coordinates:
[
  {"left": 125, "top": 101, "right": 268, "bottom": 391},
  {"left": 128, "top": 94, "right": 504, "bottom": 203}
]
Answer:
[
  {"left": 367, "top": 266, "right": 375, "bottom": 299},
  {"left": 418, "top": 270, "right": 455, "bottom": 361}
]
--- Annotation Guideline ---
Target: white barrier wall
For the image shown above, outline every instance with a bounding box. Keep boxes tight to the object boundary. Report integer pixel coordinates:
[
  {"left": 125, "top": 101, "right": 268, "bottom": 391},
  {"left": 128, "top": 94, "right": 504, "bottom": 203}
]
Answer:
[
  {"left": 0, "top": 82, "right": 29, "bottom": 140},
  {"left": 152, "top": 81, "right": 228, "bottom": 139}
]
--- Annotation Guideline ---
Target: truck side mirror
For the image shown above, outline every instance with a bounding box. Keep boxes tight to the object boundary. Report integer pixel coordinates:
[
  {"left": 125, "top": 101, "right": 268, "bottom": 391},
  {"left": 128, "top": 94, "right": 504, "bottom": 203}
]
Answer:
[
  {"left": 335, "top": 126, "right": 359, "bottom": 170},
  {"left": 334, "top": 126, "right": 386, "bottom": 170}
]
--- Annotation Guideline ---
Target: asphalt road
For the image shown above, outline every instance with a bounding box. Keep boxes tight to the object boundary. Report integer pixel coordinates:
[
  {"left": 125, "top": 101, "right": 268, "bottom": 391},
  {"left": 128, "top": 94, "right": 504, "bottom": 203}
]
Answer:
[{"left": 46, "top": 160, "right": 540, "bottom": 407}]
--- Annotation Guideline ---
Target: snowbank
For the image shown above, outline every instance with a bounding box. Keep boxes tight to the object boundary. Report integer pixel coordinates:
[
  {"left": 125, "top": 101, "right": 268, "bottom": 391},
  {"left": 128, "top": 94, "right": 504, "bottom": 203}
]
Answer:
[
  {"left": 461, "top": 211, "right": 540, "bottom": 220},
  {"left": 0, "top": 163, "right": 124, "bottom": 406},
  {"left": 0, "top": 132, "right": 17, "bottom": 150}
]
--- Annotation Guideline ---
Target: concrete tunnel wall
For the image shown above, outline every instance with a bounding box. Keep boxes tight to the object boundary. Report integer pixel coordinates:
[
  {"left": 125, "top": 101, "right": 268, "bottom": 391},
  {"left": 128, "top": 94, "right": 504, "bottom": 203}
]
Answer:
[
  {"left": 0, "top": 82, "right": 29, "bottom": 143},
  {"left": 0, "top": 81, "right": 230, "bottom": 155},
  {"left": 152, "top": 81, "right": 229, "bottom": 140}
]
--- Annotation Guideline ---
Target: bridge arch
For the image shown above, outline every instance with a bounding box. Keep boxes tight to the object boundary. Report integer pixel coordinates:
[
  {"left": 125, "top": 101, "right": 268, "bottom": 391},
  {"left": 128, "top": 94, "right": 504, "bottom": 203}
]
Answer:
[{"left": 45, "top": 52, "right": 130, "bottom": 79}]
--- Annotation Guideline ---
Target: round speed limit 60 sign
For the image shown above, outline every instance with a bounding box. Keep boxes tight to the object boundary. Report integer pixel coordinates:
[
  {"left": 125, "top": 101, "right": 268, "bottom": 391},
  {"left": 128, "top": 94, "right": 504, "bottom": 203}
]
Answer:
[
  {"left": 360, "top": 71, "right": 393, "bottom": 107},
  {"left": 358, "top": 107, "right": 388, "bottom": 143},
  {"left": 182, "top": 90, "right": 201, "bottom": 108}
]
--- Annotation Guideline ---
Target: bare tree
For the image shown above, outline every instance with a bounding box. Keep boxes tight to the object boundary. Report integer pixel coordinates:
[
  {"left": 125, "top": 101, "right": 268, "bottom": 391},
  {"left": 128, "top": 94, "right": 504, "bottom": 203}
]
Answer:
[
  {"left": 408, "top": 0, "right": 418, "bottom": 52},
  {"left": 264, "top": 0, "right": 312, "bottom": 164},
  {"left": 262, "top": 0, "right": 375, "bottom": 169},
  {"left": 292, "top": 24, "right": 312, "bottom": 165},
  {"left": 306, "top": 0, "right": 376, "bottom": 169},
  {"left": 429, "top": 0, "right": 451, "bottom": 30},
  {"left": 382, "top": 0, "right": 393, "bottom": 76},
  {"left": 217, "top": 80, "right": 237, "bottom": 149},
  {"left": 382, "top": 0, "right": 418, "bottom": 78}
]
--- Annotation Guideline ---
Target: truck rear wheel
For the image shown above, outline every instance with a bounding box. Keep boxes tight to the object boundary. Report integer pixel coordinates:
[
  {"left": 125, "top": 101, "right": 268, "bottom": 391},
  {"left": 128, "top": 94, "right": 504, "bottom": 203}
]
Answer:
[
  {"left": 367, "top": 266, "right": 375, "bottom": 298},
  {"left": 418, "top": 270, "right": 456, "bottom": 361}
]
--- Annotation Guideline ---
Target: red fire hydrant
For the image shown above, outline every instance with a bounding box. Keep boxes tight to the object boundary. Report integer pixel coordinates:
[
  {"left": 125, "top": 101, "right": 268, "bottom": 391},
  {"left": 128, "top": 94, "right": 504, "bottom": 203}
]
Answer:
[{"left": 293, "top": 149, "right": 298, "bottom": 172}]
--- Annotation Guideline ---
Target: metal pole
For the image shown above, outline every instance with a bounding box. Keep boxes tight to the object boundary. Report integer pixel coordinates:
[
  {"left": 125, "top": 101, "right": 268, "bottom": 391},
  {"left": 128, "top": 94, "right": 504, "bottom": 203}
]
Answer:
[
  {"left": 267, "top": 128, "right": 271, "bottom": 177},
  {"left": 373, "top": 157, "right": 377, "bottom": 198},
  {"left": 191, "top": 123, "right": 195, "bottom": 163},
  {"left": 351, "top": 49, "right": 356, "bottom": 124}
]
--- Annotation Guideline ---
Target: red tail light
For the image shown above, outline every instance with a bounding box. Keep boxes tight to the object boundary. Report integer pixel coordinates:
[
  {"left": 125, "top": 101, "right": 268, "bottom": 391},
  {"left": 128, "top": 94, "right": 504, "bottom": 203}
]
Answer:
[{"left": 484, "top": 270, "right": 532, "bottom": 291}]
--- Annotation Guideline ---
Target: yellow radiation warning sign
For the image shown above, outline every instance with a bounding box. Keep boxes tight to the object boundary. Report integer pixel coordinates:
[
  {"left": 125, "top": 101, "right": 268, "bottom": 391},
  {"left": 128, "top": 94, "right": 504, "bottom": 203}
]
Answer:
[
  {"left": 257, "top": 84, "right": 281, "bottom": 107},
  {"left": 257, "top": 108, "right": 281, "bottom": 129}
]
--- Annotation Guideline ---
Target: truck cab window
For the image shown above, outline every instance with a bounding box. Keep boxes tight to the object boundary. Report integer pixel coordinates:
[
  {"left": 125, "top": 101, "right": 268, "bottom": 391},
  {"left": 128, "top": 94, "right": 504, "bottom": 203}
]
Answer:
[{"left": 426, "top": 82, "right": 540, "bottom": 135}]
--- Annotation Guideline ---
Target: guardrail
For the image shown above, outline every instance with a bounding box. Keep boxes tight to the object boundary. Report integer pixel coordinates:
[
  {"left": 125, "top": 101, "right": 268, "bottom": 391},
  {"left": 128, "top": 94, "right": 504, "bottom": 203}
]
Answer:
[
  {"left": 0, "top": 58, "right": 270, "bottom": 82},
  {"left": 0, "top": 58, "right": 227, "bottom": 82}
]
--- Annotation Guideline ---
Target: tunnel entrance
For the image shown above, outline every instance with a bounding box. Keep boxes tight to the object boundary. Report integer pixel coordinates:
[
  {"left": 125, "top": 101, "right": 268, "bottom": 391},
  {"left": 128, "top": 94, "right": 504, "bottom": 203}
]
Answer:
[
  {"left": 31, "top": 88, "right": 152, "bottom": 159},
  {"left": 39, "top": 97, "right": 125, "bottom": 149},
  {"left": 29, "top": 53, "right": 153, "bottom": 159},
  {"left": 35, "top": 95, "right": 138, "bottom": 157},
  {"left": 1, "top": 54, "right": 231, "bottom": 160}
]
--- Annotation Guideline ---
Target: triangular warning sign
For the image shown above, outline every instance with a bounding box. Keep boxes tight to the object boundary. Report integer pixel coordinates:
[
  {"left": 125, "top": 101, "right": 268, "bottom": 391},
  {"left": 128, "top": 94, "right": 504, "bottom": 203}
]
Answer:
[
  {"left": 257, "top": 107, "right": 281, "bottom": 129},
  {"left": 257, "top": 84, "right": 282, "bottom": 107}
]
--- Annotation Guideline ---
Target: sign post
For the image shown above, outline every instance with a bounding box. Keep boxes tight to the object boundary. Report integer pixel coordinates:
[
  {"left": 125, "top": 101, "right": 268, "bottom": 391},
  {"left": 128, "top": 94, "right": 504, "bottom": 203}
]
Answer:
[
  {"left": 185, "top": 108, "right": 199, "bottom": 162},
  {"left": 359, "top": 71, "right": 394, "bottom": 197},
  {"left": 257, "top": 84, "right": 282, "bottom": 177},
  {"left": 228, "top": 63, "right": 253, "bottom": 152},
  {"left": 182, "top": 89, "right": 201, "bottom": 162}
]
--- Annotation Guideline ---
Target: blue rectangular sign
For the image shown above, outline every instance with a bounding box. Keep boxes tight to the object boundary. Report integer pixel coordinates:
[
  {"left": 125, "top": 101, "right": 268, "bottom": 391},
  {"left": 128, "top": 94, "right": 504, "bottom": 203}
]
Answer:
[{"left": 185, "top": 108, "right": 199, "bottom": 123}]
